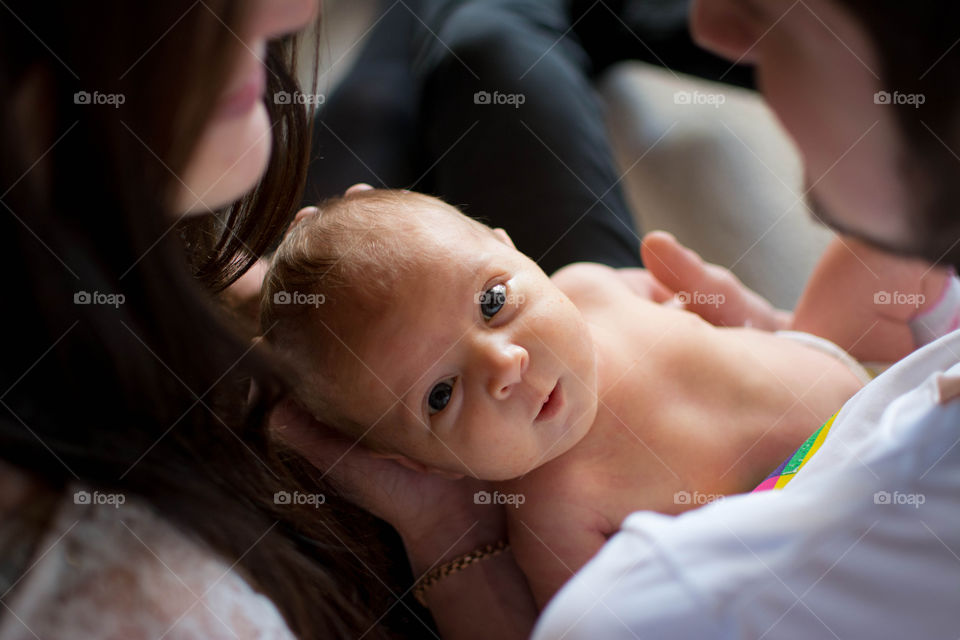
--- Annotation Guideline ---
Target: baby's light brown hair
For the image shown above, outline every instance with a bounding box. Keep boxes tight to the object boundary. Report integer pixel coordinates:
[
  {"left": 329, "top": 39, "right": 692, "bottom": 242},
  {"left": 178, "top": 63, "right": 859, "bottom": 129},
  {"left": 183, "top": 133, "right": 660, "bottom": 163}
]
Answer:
[{"left": 261, "top": 189, "right": 485, "bottom": 436}]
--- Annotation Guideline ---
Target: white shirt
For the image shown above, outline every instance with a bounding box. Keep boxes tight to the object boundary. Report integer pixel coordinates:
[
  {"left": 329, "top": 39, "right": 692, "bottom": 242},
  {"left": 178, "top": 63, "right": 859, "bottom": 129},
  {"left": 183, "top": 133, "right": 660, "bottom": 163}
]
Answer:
[{"left": 534, "top": 330, "right": 960, "bottom": 640}]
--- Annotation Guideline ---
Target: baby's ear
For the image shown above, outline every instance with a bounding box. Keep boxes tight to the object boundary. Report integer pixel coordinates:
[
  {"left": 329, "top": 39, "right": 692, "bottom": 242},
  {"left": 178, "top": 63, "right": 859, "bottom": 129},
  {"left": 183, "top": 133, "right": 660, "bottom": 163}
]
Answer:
[
  {"left": 370, "top": 452, "right": 465, "bottom": 480},
  {"left": 492, "top": 227, "right": 516, "bottom": 249}
]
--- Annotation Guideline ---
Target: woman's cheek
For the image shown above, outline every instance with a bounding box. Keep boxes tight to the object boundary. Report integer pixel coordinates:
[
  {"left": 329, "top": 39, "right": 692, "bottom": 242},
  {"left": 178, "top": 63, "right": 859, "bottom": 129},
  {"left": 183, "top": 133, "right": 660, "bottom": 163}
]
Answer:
[{"left": 176, "top": 101, "right": 272, "bottom": 215}]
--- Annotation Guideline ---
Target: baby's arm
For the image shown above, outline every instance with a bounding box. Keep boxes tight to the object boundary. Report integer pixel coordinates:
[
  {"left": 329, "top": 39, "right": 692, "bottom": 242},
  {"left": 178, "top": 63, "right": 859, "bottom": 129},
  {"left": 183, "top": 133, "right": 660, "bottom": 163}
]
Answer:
[
  {"left": 792, "top": 236, "right": 954, "bottom": 363},
  {"left": 507, "top": 497, "right": 611, "bottom": 610}
]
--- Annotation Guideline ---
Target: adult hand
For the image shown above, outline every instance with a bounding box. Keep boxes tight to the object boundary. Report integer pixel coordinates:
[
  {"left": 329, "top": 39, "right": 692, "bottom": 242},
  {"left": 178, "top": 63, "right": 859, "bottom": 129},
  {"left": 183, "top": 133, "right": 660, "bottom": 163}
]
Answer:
[
  {"left": 641, "top": 230, "right": 793, "bottom": 330},
  {"left": 270, "top": 398, "right": 507, "bottom": 575}
]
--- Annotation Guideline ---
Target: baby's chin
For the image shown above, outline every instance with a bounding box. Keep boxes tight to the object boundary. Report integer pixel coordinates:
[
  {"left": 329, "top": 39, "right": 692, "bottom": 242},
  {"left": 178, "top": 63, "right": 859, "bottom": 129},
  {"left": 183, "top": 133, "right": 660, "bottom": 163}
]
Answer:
[
  {"left": 471, "top": 410, "right": 600, "bottom": 482},
  {"left": 538, "top": 394, "right": 599, "bottom": 466},
  {"left": 457, "top": 447, "right": 558, "bottom": 482}
]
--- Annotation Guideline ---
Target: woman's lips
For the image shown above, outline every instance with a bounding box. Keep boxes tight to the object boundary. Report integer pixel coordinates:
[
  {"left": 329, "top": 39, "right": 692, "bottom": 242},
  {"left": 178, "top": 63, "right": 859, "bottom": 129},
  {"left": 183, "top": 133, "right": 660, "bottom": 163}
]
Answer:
[
  {"left": 218, "top": 64, "right": 267, "bottom": 119},
  {"left": 535, "top": 381, "right": 563, "bottom": 423}
]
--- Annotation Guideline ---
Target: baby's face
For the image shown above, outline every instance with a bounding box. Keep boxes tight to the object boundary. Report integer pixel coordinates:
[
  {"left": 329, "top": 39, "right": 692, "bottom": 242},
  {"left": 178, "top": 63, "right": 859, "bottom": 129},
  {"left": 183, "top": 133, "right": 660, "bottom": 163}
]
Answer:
[{"left": 337, "top": 211, "right": 599, "bottom": 481}]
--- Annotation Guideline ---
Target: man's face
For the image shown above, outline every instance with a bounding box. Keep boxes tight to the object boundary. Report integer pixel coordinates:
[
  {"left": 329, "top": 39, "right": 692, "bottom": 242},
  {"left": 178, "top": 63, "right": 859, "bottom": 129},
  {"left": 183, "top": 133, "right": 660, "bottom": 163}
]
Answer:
[
  {"left": 336, "top": 211, "right": 599, "bottom": 481},
  {"left": 691, "top": 0, "right": 942, "bottom": 259}
]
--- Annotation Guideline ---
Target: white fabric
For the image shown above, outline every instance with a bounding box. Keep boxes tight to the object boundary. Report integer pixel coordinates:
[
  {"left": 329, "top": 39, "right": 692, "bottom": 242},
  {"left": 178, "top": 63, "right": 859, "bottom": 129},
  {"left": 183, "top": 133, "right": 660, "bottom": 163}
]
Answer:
[
  {"left": 0, "top": 487, "right": 295, "bottom": 640},
  {"left": 775, "top": 329, "right": 874, "bottom": 385},
  {"left": 910, "top": 272, "right": 960, "bottom": 347},
  {"left": 534, "top": 330, "right": 960, "bottom": 640}
]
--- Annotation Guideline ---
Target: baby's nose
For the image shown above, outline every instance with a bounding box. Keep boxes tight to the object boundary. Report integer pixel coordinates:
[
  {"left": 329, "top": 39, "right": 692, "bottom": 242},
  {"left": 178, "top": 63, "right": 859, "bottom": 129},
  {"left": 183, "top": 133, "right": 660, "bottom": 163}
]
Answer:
[{"left": 486, "top": 344, "right": 529, "bottom": 400}]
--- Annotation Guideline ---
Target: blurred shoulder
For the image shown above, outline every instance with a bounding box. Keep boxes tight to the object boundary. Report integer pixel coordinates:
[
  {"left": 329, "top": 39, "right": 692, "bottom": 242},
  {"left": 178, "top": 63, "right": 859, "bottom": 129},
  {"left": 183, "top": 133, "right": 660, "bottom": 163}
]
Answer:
[{"left": 0, "top": 482, "right": 294, "bottom": 640}]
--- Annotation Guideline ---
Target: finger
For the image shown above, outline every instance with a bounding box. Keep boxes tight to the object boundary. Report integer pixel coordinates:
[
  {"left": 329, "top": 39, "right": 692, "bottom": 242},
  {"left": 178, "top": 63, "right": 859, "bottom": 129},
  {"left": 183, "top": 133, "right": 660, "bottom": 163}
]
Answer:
[
  {"left": 270, "top": 398, "right": 356, "bottom": 468},
  {"left": 269, "top": 397, "right": 404, "bottom": 495},
  {"left": 286, "top": 206, "right": 319, "bottom": 235},
  {"left": 345, "top": 183, "right": 374, "bottom": 196},
  {"left": 641, "top": 231, "right": 709, "bottom": 294},
  {"left": 220, "top": 258, "right": 269, "bottom": 320},
  {"left": 642, "top": 232, "right": 747, "bottom": 325}
]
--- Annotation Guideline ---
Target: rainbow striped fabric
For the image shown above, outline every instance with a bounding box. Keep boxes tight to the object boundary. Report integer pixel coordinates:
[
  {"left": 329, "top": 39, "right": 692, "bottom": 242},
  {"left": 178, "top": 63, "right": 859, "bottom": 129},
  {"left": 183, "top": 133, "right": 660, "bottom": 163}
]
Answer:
[{"left": 752, "top": 411, "right": 838, "bottom": 492}]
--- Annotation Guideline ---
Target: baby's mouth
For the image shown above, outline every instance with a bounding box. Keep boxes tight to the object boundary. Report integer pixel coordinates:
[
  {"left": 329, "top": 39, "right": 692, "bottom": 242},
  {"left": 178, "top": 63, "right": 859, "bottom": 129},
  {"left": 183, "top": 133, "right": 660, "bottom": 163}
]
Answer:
[{"left": 535, "top": 381, "right": 562, "bottom": 423}]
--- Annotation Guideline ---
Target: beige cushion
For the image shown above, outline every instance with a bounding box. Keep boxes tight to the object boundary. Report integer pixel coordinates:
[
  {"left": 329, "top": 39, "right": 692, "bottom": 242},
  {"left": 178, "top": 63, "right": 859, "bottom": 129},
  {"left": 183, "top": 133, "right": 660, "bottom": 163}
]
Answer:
[{"left": 598, "top": 62, "right": 833, "bottom": 309}]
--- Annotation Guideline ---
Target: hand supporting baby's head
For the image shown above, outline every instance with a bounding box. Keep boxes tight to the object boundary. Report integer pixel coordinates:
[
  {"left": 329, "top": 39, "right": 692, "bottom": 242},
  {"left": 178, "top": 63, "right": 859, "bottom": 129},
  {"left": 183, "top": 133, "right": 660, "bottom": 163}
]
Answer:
[{"left": 262, "top": 189, "right": 598, "bottom": 481}]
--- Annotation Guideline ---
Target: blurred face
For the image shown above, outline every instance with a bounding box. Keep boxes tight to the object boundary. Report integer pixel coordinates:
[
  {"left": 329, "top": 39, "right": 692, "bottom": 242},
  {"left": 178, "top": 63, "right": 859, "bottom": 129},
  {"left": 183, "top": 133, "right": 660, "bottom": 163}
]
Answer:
[
  {"left": 691, "top": 0, "right": 913, "bottom": 250},
  {"left": 175, "top": 0, "right": 317, "bottom": 215},
  {"left": 337, "top": 210, "right": 599, "bottom": 481}
]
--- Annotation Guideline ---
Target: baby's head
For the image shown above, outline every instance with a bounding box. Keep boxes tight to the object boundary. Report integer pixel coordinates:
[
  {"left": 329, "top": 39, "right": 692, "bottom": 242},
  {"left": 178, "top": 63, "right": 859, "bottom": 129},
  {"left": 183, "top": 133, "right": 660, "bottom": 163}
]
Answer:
[{"left": 262, "top": 189, "right": 598, "bottom": 480}]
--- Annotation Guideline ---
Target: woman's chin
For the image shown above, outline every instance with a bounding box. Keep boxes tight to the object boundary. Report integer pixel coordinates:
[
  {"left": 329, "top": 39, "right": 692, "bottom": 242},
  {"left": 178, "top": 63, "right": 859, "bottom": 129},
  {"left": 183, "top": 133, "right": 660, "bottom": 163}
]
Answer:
[{"left": 175, "top": 101, "right": 273, "bottom": 216}]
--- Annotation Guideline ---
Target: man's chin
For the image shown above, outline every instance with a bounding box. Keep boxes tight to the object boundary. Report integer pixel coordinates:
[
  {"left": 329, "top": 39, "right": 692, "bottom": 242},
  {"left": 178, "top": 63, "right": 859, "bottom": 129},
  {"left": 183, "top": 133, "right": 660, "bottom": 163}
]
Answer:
[{"left": 808, "top": 195, "right": 958, "bottom": 266}]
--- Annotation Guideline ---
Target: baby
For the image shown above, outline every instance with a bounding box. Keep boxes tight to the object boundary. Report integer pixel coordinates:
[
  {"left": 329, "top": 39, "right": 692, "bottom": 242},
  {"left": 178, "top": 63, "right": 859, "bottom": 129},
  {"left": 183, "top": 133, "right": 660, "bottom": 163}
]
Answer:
[{"left": 261, "top": 189, "right": 951, "bottom": 607}]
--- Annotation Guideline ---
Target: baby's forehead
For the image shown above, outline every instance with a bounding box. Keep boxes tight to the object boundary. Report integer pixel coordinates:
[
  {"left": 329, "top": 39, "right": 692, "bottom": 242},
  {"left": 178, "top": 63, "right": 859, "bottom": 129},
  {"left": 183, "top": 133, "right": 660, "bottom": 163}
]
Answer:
[
  {"left": 375, "top": 215, "right": 495, "bottom": 283},
  {"left": 393, "top": 201, "right": 486, "bottom": 241}
]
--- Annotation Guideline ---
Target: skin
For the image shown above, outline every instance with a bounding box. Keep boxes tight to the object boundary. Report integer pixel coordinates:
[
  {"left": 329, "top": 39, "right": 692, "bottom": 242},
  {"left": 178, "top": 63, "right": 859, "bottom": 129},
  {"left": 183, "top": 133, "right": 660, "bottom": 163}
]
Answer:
[
  {"left": 351, "top": 0, "right": 957, "bottom": 635},
  {"left": 691, "top": 0, "right": 911, "bottom": 249},
  {"left": 644, "top": 230, "right": 951, "bottom": 364},
  {"left": 335, "top": 208, "right": 599, "bottom": 482},
  {"left": 306, "top": 199, "right": 865, "bottom": 607},
  {"left": 175, "top": 0, "right": 318, "bottom": 215},
  {"left": 265, "top": 1, "right": 956, "bottom": 637},
  {"left": 658, "top": 0, "right": 953, "bottom": 361}
]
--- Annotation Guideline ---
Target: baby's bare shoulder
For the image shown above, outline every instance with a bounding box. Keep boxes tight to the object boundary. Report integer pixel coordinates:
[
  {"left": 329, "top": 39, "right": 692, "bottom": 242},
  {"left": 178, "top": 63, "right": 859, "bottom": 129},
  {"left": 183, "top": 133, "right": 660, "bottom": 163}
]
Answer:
[{"left": 551, "top": 262, "right": 632, "bottom": 308}]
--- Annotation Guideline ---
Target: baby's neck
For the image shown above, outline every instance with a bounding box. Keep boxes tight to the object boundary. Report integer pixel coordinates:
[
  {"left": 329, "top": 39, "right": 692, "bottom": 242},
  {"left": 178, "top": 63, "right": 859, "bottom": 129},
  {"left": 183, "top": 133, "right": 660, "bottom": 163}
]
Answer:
[{"left": 543, "top": 320, "right": 808, "bottom": 495}]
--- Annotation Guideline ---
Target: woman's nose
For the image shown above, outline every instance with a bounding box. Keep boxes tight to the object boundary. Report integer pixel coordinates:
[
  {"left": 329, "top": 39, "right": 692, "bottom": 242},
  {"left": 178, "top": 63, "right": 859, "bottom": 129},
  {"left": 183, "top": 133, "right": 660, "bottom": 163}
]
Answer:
[{"left": 486, "top": 344, "right": 529, "bottom": 400}]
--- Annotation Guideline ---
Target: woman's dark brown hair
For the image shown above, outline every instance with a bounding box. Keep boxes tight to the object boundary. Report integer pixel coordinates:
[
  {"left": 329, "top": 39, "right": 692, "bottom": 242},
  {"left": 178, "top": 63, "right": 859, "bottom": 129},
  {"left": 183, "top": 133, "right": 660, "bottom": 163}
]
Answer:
[{"left": 0, "top": 2, "right": 410, "bottom": 637}]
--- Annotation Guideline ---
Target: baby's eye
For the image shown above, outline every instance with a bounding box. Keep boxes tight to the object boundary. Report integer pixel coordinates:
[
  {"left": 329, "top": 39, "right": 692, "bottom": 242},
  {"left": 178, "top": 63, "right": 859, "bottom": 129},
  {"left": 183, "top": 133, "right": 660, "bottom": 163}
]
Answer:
[
  {"left": 478, "top": 284, "right": 507, "bottom": 320},
  {"left": 428, "top": 379, "right": 455, "bottom": 415}
]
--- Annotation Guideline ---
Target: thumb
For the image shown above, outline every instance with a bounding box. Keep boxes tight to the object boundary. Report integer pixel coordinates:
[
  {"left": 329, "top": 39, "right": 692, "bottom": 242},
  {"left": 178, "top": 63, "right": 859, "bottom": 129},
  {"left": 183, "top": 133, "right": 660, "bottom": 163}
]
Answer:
[{"left": 641, "top": 231, "right": 709, "bottom": 295}]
